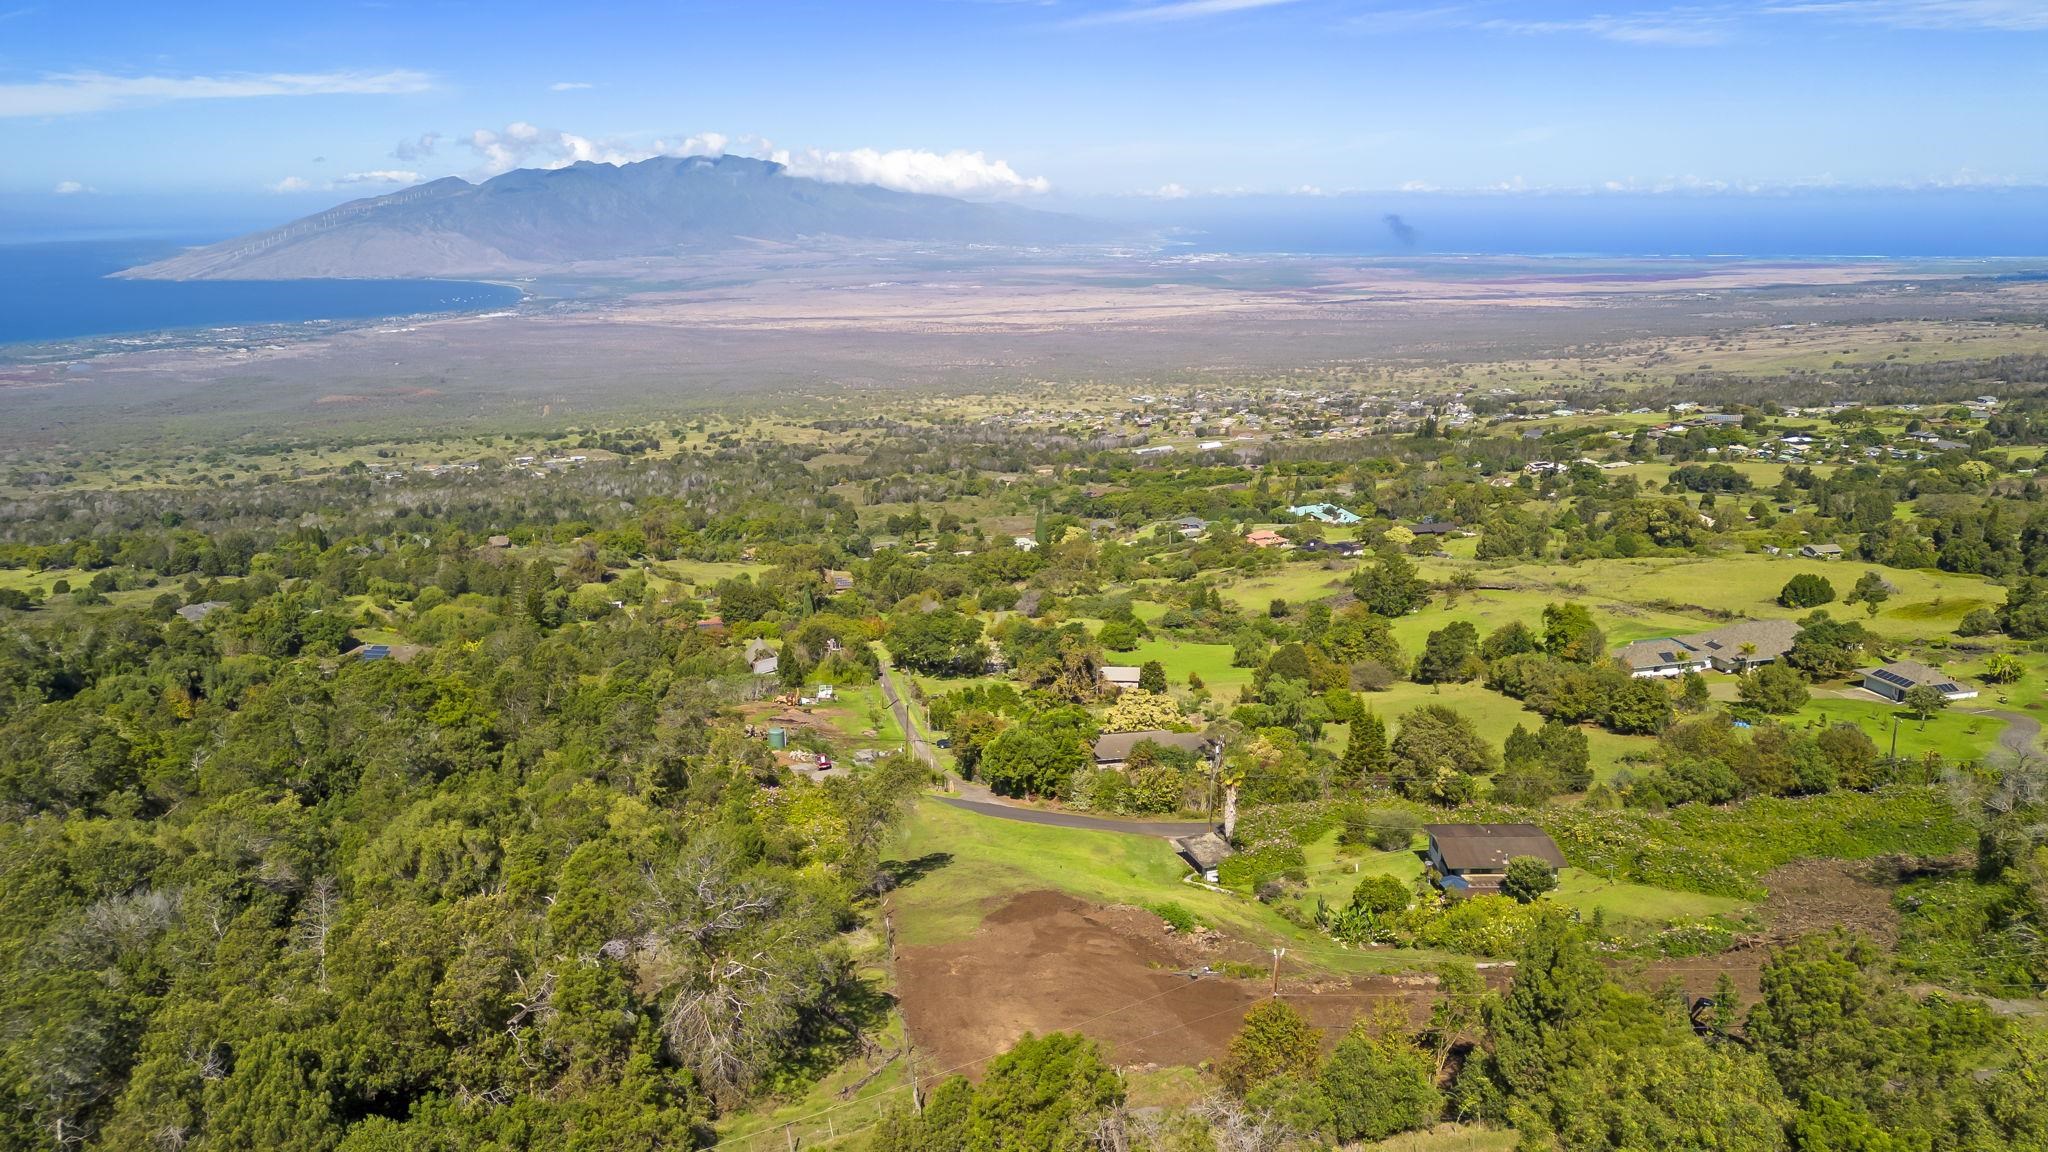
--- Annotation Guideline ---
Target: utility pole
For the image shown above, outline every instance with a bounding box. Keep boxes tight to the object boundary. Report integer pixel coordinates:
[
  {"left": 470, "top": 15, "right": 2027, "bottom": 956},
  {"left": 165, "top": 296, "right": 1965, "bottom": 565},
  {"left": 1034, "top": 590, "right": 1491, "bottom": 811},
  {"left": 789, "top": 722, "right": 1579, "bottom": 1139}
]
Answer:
[
  {"left": 1890, "top": 715, "right": 1901, "bottom": 764},
  {"left": 1269, "top": 947, "right": 1286, "bottom": 998}
]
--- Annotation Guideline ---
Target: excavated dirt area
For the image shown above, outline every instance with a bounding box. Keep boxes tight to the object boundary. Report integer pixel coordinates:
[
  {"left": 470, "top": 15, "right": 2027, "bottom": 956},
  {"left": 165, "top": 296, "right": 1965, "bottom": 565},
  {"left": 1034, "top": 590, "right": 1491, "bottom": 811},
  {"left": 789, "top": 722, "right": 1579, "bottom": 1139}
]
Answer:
[{"left": 892, "top": 890, "right": 1450, "bottom": 1074}]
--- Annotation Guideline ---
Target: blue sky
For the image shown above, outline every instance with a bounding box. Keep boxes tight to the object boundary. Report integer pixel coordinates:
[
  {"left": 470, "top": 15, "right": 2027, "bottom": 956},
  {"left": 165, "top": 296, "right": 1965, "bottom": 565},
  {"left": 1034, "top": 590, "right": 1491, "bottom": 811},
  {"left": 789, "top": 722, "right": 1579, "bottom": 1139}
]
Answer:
[{"left": 2, "top": 0, "right": 2044, "bottom": 218}]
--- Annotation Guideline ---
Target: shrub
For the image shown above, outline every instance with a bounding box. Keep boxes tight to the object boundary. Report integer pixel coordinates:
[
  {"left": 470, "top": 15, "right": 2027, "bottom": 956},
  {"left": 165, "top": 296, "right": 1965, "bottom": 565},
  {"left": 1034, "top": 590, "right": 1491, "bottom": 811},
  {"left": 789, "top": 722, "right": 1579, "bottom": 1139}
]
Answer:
[
  {"left": 1500, "top": 856, "right": 1558, "bottom": 904},
  {"left": 1218, "top": 840, "right": 1308, "bottom": 891},
  {"left": 1338, "top": 806, "right": 1420, "bottom": 852},
  {"left": 1778, "top": 572, "right": 1837, "bottom": 608},
  {"left": 1148, "top": 901, "right": 1198, "bottom": 934}
]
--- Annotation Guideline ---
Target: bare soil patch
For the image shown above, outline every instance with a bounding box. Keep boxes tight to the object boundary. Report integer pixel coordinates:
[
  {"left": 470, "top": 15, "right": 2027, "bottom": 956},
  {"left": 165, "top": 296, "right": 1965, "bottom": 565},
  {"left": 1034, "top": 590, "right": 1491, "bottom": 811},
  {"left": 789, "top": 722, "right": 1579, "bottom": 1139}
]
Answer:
[
  {"left": 892, "top": 890, "right": 1445, "bottom": 1075},
  {"left": 1634, "top": 858, "right": 1901, "bottom": 1003}
]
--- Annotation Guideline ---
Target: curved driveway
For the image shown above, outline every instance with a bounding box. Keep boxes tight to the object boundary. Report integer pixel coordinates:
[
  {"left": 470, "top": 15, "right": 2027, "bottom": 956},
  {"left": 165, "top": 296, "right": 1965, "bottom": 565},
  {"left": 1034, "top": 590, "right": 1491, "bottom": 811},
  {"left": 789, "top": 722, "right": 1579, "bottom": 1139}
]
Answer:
[{"left": 877, "top": 656, "right": 1218, "bottom": 839}]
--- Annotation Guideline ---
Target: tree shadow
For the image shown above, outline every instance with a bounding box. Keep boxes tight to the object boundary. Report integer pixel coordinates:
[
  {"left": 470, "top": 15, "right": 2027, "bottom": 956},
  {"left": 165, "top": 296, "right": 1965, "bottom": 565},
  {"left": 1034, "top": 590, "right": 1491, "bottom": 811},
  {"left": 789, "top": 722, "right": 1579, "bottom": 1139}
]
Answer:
[{"left": 877, "top": 851, "right": 953, "bottom": 892}]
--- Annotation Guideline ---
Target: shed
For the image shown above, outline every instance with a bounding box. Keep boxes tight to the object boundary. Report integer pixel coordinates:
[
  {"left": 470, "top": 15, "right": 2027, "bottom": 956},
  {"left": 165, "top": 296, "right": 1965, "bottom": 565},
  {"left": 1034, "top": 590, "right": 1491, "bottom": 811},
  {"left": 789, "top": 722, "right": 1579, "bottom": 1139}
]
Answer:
[
  {"left": 1423, "top": 823, "right": 1565, "bottom": 894},
  {"left": 1099, "top": 665, "right": 1143, "bottom": 691},
  {"left": 1173, "top": 831, "right": 1234, "bottom": 880},
  {"left": 176, "top": 600, "right": 229, "bottom": 624}
]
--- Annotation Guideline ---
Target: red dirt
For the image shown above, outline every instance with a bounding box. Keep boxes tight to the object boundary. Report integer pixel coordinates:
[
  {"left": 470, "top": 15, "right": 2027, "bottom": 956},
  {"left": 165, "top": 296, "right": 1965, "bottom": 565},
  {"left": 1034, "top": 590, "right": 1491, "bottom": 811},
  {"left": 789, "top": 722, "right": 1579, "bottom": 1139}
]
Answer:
[{"left": 892, "top": 890, "right": 1448, "bottom": 1075}]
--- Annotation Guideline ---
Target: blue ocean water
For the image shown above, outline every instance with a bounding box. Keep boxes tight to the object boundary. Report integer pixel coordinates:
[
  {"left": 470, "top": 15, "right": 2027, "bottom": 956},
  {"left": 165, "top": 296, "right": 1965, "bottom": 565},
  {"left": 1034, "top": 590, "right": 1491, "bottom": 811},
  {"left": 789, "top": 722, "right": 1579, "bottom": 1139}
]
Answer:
[{"left": 0, "top": 239, "right": 523, "bottom": 345}]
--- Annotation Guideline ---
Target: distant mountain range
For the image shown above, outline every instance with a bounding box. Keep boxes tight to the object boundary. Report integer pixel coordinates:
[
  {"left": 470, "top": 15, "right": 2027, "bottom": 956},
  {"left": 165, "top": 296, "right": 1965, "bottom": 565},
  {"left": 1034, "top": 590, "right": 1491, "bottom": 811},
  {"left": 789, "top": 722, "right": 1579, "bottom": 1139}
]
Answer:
[{"left": 118, "top": 155, "right": 1113, "bottom": 280}]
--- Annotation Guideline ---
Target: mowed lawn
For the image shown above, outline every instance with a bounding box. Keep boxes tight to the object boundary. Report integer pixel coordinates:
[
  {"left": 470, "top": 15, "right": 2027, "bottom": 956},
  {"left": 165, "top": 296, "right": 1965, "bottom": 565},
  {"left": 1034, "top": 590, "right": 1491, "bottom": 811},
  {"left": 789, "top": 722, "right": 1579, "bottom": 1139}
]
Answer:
[
  {"left": 887, "top": 799, "right": 1467, "bottom": 973},
  {"left": 1118, "top": 637, "right": 1252, "bottom": 693},
  {"left": 1794, "top": 692, "right": 2015, "bottom": 764}
]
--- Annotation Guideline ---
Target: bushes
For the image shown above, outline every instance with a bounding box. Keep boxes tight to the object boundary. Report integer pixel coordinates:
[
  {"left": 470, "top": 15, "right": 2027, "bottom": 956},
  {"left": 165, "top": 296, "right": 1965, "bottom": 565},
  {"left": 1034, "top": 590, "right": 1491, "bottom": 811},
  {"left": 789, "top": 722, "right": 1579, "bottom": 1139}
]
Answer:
[
  {"left": 1337, "top": 805, "right": 1420, "bottom": 852},
  {"left": 1217, "top": 840, "right": 1307, "bottom": 892},
  {"left": 1778, "top": 572, "right": 1837, "bottom": 608}
]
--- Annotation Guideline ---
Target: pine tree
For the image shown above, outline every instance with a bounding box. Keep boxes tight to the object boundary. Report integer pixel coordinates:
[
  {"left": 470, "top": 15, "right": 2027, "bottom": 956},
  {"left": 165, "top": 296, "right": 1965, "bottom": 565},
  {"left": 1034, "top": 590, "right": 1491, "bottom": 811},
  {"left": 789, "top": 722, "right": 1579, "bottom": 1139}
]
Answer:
[{"left": 1340, "top": 712, "right": 1388, "bottom": 783}]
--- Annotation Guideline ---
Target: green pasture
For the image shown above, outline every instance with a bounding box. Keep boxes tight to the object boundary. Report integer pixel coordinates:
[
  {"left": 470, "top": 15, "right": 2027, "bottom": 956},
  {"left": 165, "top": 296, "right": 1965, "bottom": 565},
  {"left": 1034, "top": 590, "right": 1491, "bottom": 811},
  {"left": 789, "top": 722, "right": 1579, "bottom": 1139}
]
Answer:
[{"left": 886, "top": 799, "right": 1463, "bottom": 974}]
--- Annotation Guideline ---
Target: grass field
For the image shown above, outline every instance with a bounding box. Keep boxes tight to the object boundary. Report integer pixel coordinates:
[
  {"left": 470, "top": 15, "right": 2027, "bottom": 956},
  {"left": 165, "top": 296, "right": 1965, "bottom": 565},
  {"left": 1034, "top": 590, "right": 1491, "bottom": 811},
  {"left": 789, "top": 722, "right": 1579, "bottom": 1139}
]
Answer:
[
  {"left": 1551, "top": 871, "right": 1751, "bottom": 924},
  {"left": 1793, "top": 693, "right": 2013, "bottom": 763},
  {"left": 887, "top": 798, "right": 1465, "bottom": 974},
  {"left": 1449, "top": 554, "right": 2000, "bottom": 644},
  {"left": 1119, "top": 636, "right": 1253, "bottom": 693}
]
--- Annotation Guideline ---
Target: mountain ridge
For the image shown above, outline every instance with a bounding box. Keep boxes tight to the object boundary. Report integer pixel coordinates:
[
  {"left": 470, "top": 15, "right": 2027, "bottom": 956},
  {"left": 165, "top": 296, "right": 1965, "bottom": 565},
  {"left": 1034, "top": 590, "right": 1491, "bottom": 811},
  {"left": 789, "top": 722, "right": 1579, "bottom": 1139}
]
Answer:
[{"left": 117, "top": 155, "right": 1113, "bottom": 280}]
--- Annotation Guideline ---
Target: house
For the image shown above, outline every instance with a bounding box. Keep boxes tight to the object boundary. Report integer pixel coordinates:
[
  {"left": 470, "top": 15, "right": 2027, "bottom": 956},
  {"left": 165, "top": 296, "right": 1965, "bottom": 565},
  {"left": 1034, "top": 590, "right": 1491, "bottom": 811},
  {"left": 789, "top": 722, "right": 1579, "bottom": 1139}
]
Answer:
[
  {"left": 1176, "top": 516, "right": 1210, "bottom": 538},
  {"left": 751, "top": 656, "right": 781, "bottom": 676},
  {"left": 1245, "top": 529, "right": 1288, "bottom": 549},
  {"left": 485, "top": 534, "right": 513, "bottom": 548},
  {"left": 1612, "top": 618, "right": 1802, "bottom": 677},
  {"left": 1198, "top": 440, "right": 1226, "bottom": 451},
  {"left": 1173, "top": 831, "right": 1234, "bottom": 881},
  {"left": 1099, "top": 665, "right": 1144, "bottom": 692},
  {"left": 1092, "top": 730, "right": 1212, "bottom": 770},
  {"left": 1861, "top": 660, "right": 1978, "bottom": 703},
  {"left": 694, "top": 616, "right": 727, "bottom": 636},
  {"left": 1287, "top": 503, "right": 1362, "bottom": 525},
  {"left": 1013, "top": 536, "right": 1038, "bottom": 551},
  {"left": 1407, "top": 521, "right": 1463, "bottom": 537},
  {"left": 1423, "top": 824, "right": 1566, "bottom": 895},
  {"left": 175, "top": 600, "right": 229, "bottom": 624},
  {"left": 823, "top": 568, "right": 854, "bottom": 593},
  {"left": 1680, "top": 618, "right": 1803, "bottom": 672},
  {"left": 1614, "top": 638, "right": 1712, "bottom": 679},
  {"left": 358, "top": 644, "right": 392, "bottom": 662},
  {"left": 1799, "top": 543, "right": 1844, "bottom": 560}
]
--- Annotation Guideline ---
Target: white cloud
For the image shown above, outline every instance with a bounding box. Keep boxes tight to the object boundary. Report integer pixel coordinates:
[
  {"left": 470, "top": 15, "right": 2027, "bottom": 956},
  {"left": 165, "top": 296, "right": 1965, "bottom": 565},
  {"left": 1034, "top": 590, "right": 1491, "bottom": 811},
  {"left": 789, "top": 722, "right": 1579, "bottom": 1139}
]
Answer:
[
  {"left": 1763, "top": 0, "right": 2048, "bottom": 30},
  {"left": 0, "top": 69, "right": 431, "bottom": 118},
  {"left": 1067, "top": 0, "right": 1303, "bottom": 26},
  {"left": 52, "top": 179, "right": 92, "bottom": 194},
  {"left": 452, "top": 123, "right": 1049, "bottom": 197},
  {"left": 1474, "top": 13, "right": 1734, "bottom": 45},
  {"left": 549, "top": 81, "right": 594, "bottom": 91},
  {"left": 391, "top": 131, "right": 441, "bottom": 161},
  {"left": 336, "top": 169, "right": 420, "bottom": 185},
  {"left": 269, "top": 176, "right": 314, "bottom": 193},
  {"left": 782, "top": 147, "right": 1051, "bottom": 197},
  {"left": 1145, "top": 182, "right": 1192, "bottom": 198}
]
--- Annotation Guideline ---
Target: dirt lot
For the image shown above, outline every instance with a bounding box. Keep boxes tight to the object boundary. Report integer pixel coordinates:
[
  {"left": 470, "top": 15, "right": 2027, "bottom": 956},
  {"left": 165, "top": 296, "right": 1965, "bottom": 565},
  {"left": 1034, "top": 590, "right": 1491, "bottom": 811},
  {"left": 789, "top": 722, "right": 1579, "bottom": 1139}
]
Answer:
[
  {"left": 892, "top": 890, "right": 1449, "bottom": 1074},
  {"left": 1635, "top": 858, "right": 1902, "bottom": 1003}
]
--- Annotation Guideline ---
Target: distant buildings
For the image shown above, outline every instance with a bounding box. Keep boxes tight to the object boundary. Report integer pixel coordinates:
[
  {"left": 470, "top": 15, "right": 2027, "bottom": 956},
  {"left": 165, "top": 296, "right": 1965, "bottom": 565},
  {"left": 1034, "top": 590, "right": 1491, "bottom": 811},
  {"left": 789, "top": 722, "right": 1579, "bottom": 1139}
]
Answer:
[{"left": 1287, "top": 502, "right": 1361, "bottom": 525}]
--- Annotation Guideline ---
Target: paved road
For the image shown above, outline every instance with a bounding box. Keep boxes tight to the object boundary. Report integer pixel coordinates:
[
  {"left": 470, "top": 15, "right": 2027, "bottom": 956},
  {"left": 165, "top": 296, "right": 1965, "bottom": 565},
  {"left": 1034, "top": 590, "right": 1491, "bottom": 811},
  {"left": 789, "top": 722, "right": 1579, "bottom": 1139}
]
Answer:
[{"left": 934, "top": 796, "right": 1216, "bottom": 838}]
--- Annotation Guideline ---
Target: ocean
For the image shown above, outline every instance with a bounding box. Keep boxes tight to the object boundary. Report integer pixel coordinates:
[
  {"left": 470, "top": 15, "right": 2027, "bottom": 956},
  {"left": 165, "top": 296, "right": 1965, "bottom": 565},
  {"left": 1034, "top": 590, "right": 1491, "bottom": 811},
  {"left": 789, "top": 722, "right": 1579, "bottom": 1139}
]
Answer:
[{"left": 0, "top": 239, "right": 523, "bottom": 346}]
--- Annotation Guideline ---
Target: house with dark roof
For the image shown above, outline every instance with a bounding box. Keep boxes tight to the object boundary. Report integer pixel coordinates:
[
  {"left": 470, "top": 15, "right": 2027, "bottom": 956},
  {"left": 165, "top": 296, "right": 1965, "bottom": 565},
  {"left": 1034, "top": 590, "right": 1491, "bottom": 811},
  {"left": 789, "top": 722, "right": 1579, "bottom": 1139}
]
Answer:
[
  {"left": 1423, "top": 824, "right": 1566, "bottom": 895},
  {"left": 1091, "top": 730, "right": 1212, "bottom": 770},
  {"left": 1407, "top": 521, "right": 1463, "bottom": 537},
  {"left": 1861, "top": 660, "right": 1978, "bottom": 703},
  {"left": 1799, "top": 543, "right": 1845, "bottom": 559}
]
